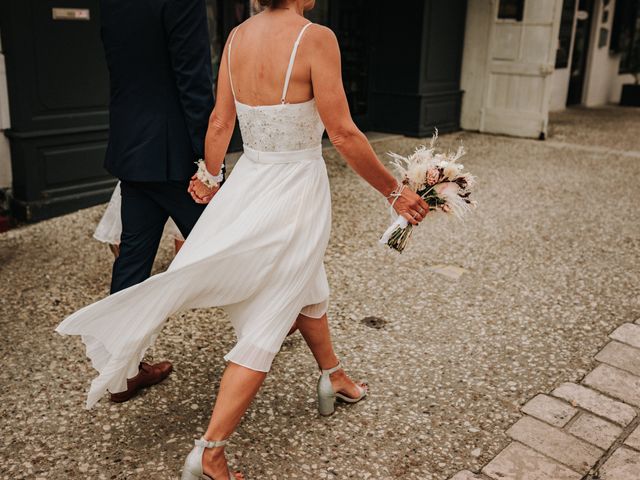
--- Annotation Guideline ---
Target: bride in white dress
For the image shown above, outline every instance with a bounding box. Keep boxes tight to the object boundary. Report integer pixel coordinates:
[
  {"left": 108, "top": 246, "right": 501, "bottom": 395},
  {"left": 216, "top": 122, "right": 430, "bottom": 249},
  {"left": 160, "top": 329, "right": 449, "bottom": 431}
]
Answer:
[{"left": 56, "top": 1, "right": 429, "bottom": 478}]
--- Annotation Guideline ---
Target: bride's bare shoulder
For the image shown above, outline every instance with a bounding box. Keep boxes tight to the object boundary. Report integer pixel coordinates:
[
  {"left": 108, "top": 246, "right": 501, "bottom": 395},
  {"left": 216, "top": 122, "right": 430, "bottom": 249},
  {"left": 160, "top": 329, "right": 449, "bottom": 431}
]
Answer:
[
  {"left": 244, "top": 11, "right": 265, "bottom": 24},
  {"left": 235, "top": 13, "right": 259, "bottom": 29},
  {"left": 307, "top": 24, "right": 336, "bottom": 41},
  {"left": 302, "top": 23, "right": 340, "bottom": 63},
  {"left": 305, "top": 24, "right": 339, "bottom": 52},
  {"left": 231, "top": 10, "right": 269, "bottom": 32}
]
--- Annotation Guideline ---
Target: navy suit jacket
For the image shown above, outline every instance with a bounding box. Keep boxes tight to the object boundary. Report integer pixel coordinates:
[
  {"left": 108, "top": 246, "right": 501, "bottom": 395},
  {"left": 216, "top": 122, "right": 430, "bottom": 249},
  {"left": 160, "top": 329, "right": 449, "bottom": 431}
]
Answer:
[{"left": 100, "top": 0, "right": 214, "bottom": 182}]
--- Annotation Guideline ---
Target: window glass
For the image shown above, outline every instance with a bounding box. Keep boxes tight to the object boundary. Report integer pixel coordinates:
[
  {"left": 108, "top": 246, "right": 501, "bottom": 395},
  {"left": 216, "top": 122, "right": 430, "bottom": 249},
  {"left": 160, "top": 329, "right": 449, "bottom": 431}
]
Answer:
[{"left": 498, "top": 0, "right": 525, "bottom": 21}]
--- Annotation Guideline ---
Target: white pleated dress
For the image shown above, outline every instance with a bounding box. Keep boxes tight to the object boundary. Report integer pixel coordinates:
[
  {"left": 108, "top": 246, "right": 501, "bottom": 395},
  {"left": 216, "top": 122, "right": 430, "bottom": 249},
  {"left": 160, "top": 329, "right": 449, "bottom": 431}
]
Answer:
[{"left": 56, "top": 23, "right": 331, "bottom": 408}]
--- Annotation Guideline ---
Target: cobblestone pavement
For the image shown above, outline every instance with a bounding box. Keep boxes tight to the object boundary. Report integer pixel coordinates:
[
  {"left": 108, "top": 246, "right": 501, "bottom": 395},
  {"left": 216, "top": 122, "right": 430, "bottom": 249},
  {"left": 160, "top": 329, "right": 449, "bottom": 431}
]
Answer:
[
  {"left": 450, "top": 321, "right": 640, "bottom": 480},
  {"left": 1, "top": 106, "right": 639, "bottom": 480},
  {"left": 448, "top": 106, "right": 640, "bottom": 480}
]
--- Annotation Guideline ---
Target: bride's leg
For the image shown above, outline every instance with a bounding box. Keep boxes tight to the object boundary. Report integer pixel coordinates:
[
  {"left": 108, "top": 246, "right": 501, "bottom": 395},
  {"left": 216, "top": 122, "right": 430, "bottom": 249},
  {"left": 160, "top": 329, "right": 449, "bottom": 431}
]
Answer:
[
  {"left": 201, "top": 362, "right": 266, "bottom": 480},
  {"left": 297, "top": 313, "right": 366, "bottom": 399}
]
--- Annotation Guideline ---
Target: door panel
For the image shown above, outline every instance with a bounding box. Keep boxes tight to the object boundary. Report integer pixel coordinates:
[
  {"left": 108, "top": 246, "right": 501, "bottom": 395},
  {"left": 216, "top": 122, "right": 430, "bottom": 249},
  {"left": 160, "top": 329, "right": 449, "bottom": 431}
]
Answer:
[
  {"left": 525, "top": 0, "right": 559, "bottom": 23},
  {"left": 480, "top": 0, "right": 563, "bottom": 138},
  {"left": 493, "top": 25, "right": 521, "bottom": 60}
]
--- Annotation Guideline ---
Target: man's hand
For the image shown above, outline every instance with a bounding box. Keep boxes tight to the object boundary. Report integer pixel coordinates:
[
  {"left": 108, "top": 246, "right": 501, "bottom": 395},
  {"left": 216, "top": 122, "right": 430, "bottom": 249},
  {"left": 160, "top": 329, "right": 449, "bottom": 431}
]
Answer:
[{"left": 188, "top": 175, "right": 219, "bottom": 204}]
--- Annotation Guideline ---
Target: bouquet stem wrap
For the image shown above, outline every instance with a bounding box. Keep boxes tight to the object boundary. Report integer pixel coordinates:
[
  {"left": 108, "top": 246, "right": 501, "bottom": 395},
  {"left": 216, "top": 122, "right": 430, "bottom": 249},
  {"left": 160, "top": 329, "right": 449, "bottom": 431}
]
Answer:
[{"left": 379, "top": 216, "right": 410, "bottom": 245}]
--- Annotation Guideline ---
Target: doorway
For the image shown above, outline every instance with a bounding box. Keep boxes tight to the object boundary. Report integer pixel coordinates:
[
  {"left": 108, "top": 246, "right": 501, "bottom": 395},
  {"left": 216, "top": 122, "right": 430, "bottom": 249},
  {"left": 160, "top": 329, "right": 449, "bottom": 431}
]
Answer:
[{"left": 567, "top": 0, "right": 594, "bottom": 105}]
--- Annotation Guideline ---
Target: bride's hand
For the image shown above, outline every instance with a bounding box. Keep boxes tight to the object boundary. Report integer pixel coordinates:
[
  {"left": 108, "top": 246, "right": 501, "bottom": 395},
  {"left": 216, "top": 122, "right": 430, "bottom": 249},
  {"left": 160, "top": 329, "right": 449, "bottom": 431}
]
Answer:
[
  {"left": 389, "top": 188, "right": 430, "bottom": 225},
  {"left": 188, "top": 176, "right": 219, "bottom": 204}
]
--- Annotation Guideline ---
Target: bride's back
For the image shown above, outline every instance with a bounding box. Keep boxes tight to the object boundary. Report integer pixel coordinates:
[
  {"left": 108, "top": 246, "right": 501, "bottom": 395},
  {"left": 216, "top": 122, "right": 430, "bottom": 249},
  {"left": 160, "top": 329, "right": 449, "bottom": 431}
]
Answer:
[{"left": 228, "top": 12, "right": 314, "bottom": 106}]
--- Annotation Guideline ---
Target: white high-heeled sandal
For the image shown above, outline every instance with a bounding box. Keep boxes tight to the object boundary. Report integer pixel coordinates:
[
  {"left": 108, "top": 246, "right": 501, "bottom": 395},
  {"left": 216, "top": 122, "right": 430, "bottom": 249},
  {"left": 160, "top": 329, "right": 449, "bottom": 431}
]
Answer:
[
  {"left": 317, "top": 362, "right": 367, "bottom": 416},
  {"left": 181, "top": 438, "right": 236, "bottom": 480}
]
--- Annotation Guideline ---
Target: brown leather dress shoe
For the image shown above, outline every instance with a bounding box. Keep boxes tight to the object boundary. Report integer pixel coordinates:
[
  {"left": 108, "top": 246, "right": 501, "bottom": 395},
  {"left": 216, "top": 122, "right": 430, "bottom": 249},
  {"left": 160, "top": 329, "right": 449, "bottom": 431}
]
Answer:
[{"left": 110, "top": 361, "right": 173, "bottom": 403}]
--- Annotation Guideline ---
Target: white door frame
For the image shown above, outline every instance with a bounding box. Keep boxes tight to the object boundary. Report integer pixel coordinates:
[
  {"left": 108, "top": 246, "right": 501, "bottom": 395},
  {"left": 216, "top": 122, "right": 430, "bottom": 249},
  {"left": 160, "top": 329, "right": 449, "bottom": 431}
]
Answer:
[{"left": 477, "top": 0, "right": 563, "bottom": 139}]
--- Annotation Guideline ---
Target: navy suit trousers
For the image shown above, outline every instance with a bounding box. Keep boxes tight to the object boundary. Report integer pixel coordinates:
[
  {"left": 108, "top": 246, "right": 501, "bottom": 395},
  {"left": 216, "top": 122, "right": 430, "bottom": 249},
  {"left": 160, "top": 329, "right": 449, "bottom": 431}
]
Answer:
[{"left": 110, "top": 181, "right": 205, "bottom": 294}]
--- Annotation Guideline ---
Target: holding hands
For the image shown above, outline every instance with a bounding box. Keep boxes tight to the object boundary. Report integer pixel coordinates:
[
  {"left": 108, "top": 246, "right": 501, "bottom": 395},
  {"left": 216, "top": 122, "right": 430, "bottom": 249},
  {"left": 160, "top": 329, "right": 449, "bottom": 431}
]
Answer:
[
  {"left": 188, "top": 159, "right": 223, "bottom": 204},
  {"left": 188, "top": 175, "right": 219, "bottom": 204}
]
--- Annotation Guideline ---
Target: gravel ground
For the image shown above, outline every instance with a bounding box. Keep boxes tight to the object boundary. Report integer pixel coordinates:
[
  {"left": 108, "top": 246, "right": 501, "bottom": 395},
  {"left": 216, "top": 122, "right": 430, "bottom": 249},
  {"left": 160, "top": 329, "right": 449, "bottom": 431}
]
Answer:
[
  {"left": 548, "top": 105, "right": 640, "bottom": 152},
  {"left": 1, "top": 106, "right": 639, "bottom": 480}
]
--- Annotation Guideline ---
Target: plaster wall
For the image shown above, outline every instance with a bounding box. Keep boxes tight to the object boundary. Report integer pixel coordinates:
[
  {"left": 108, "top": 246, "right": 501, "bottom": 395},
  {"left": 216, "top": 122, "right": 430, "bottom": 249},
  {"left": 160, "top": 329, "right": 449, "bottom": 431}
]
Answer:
[
  {"left": 459, "top": 0, "right": 493, "bottom": 131},
  {"left": 550, "top": 67, "right": 572, "bottom": 111},
  {"left": 609, "top": 72, "right": 636, "bottom": 103},
  {"left": 583, "top": 0, "right": 620, "bottom": 106}
]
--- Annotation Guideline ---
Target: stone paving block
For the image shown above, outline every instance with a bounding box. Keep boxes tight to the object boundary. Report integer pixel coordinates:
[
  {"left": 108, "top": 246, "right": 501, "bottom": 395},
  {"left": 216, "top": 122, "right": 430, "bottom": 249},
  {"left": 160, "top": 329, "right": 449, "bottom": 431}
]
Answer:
[
  {"left": 583, "top": 364, "right": 640, "bottom": 407},
  {"left": 450, "top": 471, "right": 483, "bottom": 480},
  {"left": 552, "top": 382, "right": 636, "bottom": 426},
  {"left": 599, "top": 447, "right": 640, "bottom": 479},
  {"left": 624, "top": 424, "right": 640, "bottom": 451},
  {"left": 521, "top": 394, "right": 577, "bottom": 427},
  {"left": 426, "top": 264, "right": 468, "bottom": 280},
  {"left": 610, "top": 323, "right": 640, "bottom": 349},
  {"left": 506, "top": 416, "right": 603, "bottom": 474},
  {"left": 595, "top": 341, "right": 640, "bottom": 376},
  {"left": 482, "top": 442, "right": 581, "bottom": 480},
  {"left": 566, "top": 412, "right": 623, "bottom": 450}
]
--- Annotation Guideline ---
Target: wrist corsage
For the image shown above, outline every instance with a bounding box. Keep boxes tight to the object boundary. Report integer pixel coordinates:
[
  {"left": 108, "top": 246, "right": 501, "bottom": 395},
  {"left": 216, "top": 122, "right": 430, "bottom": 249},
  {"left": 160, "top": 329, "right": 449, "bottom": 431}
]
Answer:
[{"left": 195, "top": 159, "right": 224, "bottom": 189}]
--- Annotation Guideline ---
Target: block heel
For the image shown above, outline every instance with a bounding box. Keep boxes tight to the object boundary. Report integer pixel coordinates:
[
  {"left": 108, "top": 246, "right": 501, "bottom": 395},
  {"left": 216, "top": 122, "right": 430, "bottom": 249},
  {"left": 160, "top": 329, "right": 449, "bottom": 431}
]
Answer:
[{"left": 316, "top": 361, "right": 367, "bottom": 416}]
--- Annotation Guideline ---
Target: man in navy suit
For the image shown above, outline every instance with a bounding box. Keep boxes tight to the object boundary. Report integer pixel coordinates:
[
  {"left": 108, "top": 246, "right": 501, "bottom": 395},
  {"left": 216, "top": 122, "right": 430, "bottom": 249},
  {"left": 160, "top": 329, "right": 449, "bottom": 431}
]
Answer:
[{"left": 100, "top": 0, "right": 216, "bottom": 402}]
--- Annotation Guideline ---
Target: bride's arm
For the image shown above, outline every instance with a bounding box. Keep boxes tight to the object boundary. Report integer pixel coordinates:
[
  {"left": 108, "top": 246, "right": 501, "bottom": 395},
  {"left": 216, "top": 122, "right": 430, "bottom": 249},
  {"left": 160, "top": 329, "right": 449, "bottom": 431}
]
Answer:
[
  {"left": 309, "top": 26, "right": 429, "bottom": 225},
  {"left": 190, "top": 32, "right": 238, "bottom": 202},
  {"left": 204, "top": 37, "right": 237, "bottom": 177}
]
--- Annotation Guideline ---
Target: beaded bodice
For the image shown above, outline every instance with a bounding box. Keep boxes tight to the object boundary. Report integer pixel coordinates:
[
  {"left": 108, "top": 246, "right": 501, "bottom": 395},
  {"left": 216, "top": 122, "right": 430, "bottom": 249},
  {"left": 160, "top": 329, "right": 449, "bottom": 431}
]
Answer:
[
  {"left": 235, "top": 99, "right": 325, "bottom": 152},
  {"left": 228, "top": 23, "right": 324, "bottom": 153}
]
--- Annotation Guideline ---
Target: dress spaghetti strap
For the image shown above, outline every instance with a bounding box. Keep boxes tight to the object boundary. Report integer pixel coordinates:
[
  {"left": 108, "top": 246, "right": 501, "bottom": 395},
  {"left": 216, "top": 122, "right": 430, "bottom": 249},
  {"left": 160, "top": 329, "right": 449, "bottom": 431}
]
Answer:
[
  {"left": 227, "top": 27, "right": 240, "bottom": 101},
  {"left": 281, "top": 22, "right": 313, "bottom": 104}
]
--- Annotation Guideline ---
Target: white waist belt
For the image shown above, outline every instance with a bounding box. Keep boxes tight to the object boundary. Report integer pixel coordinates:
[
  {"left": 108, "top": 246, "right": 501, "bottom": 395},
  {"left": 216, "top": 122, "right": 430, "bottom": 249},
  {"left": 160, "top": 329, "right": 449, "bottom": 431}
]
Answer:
[{"left": 242, "top": 144, "right": 323, "bottom": 164}]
